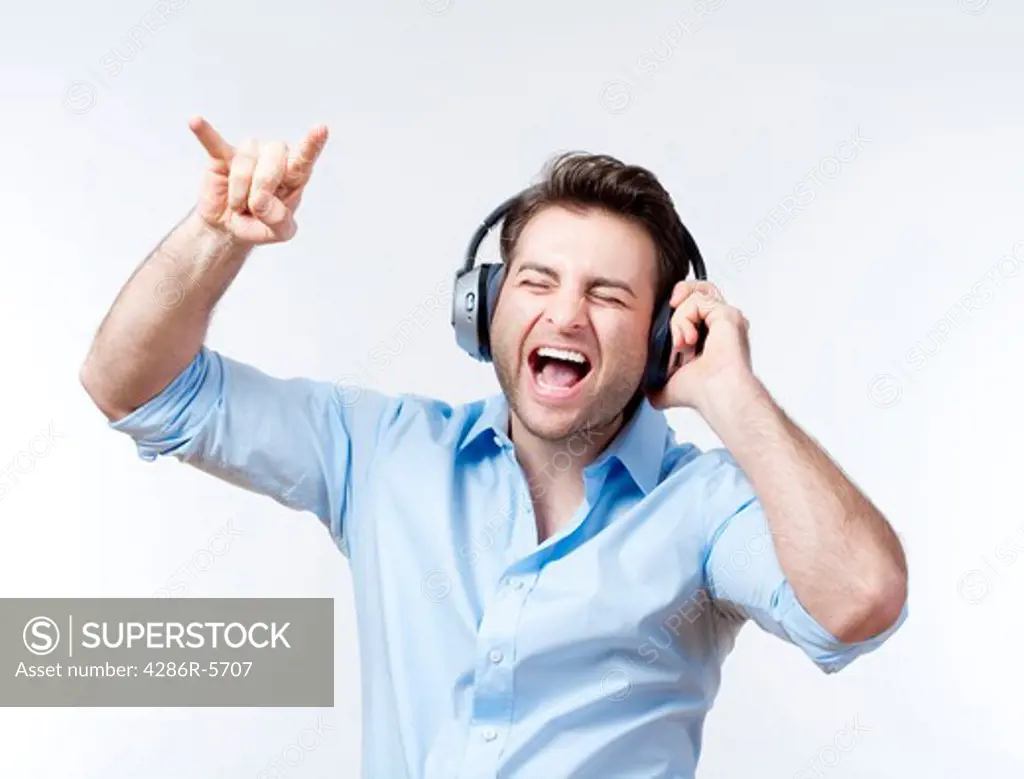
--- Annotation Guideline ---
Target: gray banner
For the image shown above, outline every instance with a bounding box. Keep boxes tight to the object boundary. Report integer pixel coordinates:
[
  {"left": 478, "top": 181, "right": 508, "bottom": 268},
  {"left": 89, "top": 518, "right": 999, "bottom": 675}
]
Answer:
[{"left": 1, "top": 598, "right": 334, "bottom": 706}]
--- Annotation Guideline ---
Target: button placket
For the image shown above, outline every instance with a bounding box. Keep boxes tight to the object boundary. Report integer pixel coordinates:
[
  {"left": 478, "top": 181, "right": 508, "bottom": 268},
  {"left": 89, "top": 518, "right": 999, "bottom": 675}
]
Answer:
[
  {"left": 456, "top": 575, "right": 533, "bottom": 777},
  {"left": 455, "top": 722, "right": 505, "bottom": 779},
  {"left": 454, "top": 441, "right": 542, "bottom": 779}
]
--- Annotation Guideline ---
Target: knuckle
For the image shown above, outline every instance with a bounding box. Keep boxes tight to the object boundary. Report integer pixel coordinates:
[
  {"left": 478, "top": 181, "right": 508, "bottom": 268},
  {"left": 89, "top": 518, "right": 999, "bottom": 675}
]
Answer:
[
  {"left": 230, "top": 157, "right": 254, "bottom": 182},
  {"left": 298, "top": 140, "right": 318, "bottom": 163},
  {"left": 699, "top": 282, "right": 721, "bottom": 301},
  {"left": 265, "top": 202, "right": 288, "bottom": 224},
  {"left": 261, "top": 140, "right": 288, "bottom": 166}
]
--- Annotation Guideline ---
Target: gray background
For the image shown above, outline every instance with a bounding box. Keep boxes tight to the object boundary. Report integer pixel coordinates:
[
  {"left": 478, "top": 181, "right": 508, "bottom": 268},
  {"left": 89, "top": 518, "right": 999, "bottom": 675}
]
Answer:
[
  {"left": 2, "top": 599, "right": 333, "bottom": 706},
  {"left": 1, "top": 0, "right": 1022, "bottom": 775}
]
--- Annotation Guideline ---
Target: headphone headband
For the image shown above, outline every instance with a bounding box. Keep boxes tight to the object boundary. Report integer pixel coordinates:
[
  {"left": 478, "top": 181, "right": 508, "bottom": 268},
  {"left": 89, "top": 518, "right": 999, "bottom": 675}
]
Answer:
[{"left": 462, "top": 193, "right": 522, "bottom": 274}]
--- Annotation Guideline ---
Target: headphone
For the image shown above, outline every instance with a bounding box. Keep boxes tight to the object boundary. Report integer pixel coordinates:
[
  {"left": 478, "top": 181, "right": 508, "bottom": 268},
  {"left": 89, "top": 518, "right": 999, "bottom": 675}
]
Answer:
[{"left": 450, "top": 191, "right": 709, "bottom": 395}]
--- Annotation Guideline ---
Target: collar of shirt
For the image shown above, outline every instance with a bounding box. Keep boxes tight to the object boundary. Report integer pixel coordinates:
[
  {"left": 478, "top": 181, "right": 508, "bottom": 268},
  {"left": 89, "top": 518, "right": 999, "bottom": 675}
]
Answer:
[{"left": 455, "top": 391, "right": 670, "bottom": 495}]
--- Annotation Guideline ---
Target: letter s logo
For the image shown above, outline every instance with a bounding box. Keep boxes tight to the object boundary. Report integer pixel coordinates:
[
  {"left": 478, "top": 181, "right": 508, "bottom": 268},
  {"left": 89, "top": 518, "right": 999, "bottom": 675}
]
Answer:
[{"left": 23, "top": 616, "right": 60, "bottom": 656}]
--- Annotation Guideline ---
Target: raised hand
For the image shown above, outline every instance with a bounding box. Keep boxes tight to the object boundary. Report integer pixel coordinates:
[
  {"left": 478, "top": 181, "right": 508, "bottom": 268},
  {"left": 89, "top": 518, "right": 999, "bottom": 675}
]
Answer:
[
  {"left": 646, "top": 280, "right": 756, "bottom": 413},
  {"left": 188, "top": 116, "right": 329, "bottom": 245}
]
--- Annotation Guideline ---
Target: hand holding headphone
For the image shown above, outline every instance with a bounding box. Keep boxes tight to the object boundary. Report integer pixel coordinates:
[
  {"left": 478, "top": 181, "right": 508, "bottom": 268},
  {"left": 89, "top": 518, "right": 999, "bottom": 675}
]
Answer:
[{"left": 450, "top": 192, "right": 709, "bottom": 395}]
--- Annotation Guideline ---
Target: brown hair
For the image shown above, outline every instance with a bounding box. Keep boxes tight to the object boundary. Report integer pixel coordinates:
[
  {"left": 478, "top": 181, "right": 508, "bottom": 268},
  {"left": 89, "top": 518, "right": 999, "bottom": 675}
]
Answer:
[{"left": 498, "top": 151, "right": 695, "bottom": 305}]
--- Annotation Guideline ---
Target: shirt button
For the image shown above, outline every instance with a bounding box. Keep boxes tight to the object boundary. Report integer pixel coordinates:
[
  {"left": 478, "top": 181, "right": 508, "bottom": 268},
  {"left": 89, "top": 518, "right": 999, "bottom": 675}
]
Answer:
[
  {"left": 512, "top": 579, "right": 524, "bottom": 590},
  {"left": 488, "top": 649, "right": 504, "bottom": 664},
  {"left": 481, "top": 727, "right": 497, "bottom": 742}
]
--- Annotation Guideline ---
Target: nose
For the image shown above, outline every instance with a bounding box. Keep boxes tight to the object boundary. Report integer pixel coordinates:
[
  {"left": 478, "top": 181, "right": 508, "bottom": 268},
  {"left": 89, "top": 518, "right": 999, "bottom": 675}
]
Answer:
[{"left": 544, "top": 288, "right": 587, "bottom": 332}]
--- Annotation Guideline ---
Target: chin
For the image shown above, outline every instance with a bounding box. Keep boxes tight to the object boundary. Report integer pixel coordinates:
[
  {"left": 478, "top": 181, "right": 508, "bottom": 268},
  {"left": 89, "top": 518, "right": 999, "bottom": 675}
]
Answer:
[
  {"left": 514, "top": 368, "right": 607, "bottom": 443},
  {"left": 496, "top": 342, "right": 637, "bottom": 441},
  {"left": 516, "top": 395, "right": 585, "bottom": 441}
]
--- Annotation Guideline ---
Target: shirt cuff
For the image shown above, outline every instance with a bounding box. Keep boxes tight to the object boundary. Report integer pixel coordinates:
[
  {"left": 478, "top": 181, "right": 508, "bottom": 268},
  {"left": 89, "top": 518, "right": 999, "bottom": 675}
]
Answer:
[
  {"left": 774, "top": 582, "right": 909, "bottom": 674},
  {"left": 108, "top": 347, "right": 214, "bottom": 462}
]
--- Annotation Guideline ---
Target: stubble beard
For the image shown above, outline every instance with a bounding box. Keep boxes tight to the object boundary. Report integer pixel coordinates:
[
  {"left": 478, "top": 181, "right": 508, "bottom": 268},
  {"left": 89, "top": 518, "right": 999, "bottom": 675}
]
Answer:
[{"left": 493, "top": 349, "right": 639, "bottom": 446}]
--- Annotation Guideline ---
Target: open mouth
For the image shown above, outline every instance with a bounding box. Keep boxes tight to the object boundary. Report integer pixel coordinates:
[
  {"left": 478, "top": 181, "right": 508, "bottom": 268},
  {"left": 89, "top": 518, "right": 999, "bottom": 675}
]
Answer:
[{"left": 528, "top": 346, "right": 593, "bottom": 397}]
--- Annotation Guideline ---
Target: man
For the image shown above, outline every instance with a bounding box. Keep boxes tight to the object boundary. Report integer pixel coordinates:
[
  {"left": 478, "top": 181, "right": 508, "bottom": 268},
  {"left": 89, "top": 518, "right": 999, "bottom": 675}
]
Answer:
[{"left": 80, "top": 117, "right": 908, "bottom": 779}]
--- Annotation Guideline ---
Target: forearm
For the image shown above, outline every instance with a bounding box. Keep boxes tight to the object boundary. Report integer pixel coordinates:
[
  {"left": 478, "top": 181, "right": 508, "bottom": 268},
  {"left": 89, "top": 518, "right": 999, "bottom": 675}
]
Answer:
[
  {"left": 80, "top": 208, "right": 253, "bottom": 420},
  {"left": 700, "top": 372, "right": 907, "bottom": 642}
]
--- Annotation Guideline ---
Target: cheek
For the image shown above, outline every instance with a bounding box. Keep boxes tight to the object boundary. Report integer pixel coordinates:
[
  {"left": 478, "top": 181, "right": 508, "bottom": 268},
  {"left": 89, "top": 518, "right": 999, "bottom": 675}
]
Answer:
[
  {"left": 491, "top": 296, "right": 536, "bottom": 356},
  {"left": 597, "top": 314, "right": 650, "bottom": 363}
]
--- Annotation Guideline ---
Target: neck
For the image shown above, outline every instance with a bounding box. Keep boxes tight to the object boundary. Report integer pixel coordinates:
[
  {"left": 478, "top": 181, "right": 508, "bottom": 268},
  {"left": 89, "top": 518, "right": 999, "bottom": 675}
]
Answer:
[{"left": 508, "top": 408, "right": 625, "bottom": 502}]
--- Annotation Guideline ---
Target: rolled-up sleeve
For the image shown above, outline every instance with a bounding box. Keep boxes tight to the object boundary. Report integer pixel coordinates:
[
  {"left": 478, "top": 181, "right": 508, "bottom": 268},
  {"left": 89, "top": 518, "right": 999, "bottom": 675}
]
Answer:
[
  {"left": 699, "top": 449, "right": 908, "bottom": 674},
  {"left": 108, "top": 346, "right": 396, "bottom": 555}
]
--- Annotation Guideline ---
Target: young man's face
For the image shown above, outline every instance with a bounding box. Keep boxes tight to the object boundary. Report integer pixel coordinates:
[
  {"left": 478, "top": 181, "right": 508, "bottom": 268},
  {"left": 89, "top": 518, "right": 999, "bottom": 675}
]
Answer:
[{"left": 490, "top": 204, "right": 660, "bottom": 442}]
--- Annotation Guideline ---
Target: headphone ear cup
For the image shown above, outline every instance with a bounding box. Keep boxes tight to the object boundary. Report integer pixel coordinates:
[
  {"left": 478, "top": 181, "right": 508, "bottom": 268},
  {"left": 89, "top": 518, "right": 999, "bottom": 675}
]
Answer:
[
  {"left": 484, "top": 264, "right": 505, "bottom": 320},
  {"left": 643, "top": 300, "right": 675, "bottom": 395},
  {"left": 478, "top": 263, "right": 506, "bottom": 362},
  {"left": 452, "top": 267, "right": 486, "bottom": 361},
  {"left": 451, "top": 264, "right": 506, "bottom": 362}
]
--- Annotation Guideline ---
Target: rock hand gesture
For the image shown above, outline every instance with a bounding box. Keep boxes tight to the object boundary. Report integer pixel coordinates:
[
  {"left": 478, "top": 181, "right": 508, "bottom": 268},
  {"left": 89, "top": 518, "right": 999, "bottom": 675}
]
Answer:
[{"left": 189, "top": 116, "right": 329, "bottom": 245}]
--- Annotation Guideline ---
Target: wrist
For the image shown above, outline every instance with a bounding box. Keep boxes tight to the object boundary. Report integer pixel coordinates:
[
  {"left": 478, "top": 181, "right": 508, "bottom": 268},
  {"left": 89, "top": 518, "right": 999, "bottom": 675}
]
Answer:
[
  {"left": 184, "top": 208, "right": 238, "bottom": 249},
  {"left": 696, "top": 368, "right": 770, "bottom": 433},
  {"left": 176, "top": 208, "right": 253, "bottom": 270},
  {"left": 146, "top": 209, "right": 252, "bottom": 309}
]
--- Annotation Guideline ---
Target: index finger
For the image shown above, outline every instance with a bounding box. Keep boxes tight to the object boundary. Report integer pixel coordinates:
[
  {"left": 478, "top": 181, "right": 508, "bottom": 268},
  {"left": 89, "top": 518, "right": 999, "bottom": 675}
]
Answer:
[
  {"left": 189, "top": 116, "right": 234, "bottom": 162},
  {"left": 283, "top": 124, "right": 329, "bottom": 186},
  {"left": 669, "top": 280, "right": 696, "bottom": 307}
]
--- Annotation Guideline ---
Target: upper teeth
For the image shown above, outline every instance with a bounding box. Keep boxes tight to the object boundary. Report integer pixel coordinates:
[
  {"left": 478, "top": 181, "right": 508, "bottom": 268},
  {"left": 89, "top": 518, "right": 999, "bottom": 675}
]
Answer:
[{"left": 537, "top": 347, "right": 587, "bottom": 364}]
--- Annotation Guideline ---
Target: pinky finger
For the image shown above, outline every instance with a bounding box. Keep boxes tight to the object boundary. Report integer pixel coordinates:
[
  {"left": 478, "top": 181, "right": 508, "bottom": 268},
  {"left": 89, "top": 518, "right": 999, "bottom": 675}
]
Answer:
[{"left": 283, "top": 125, "right": 329, "bottom": 188}]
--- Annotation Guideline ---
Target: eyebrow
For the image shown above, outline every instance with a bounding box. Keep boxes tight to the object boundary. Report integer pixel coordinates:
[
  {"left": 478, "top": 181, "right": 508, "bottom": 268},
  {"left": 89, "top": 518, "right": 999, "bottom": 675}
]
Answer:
[{"left": 515, "top": 261, "right": 637, "bottom": 298}]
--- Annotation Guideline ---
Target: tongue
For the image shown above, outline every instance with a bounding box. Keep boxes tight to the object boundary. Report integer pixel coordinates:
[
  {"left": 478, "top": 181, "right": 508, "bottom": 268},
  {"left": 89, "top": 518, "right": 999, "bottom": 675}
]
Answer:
[{"left": 539, "top": 360, "right": 581, "bottom": 388}]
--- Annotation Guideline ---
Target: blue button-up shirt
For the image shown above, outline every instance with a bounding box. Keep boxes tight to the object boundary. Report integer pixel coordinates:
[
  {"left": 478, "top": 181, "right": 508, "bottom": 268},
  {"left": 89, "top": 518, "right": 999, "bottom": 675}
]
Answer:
[{"left": 111, "top": 347, "right": 907, "bottom": 779}]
